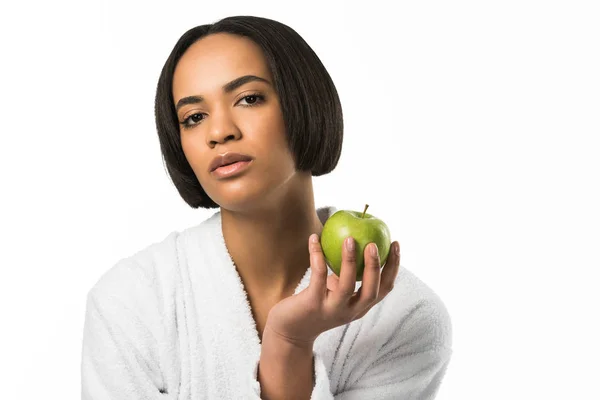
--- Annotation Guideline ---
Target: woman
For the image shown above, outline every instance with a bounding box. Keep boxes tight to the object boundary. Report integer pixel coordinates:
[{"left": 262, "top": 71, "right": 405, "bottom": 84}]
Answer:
[{"left": 81, "top": 15, "right": 452, "bottom": 400}]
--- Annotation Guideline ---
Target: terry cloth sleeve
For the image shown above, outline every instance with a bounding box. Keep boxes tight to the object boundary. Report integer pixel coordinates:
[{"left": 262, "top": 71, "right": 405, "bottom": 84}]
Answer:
[
  {"left": 334, "top": 298, "right": 453, "bottom": 400},
  {"left": 249, "top": 296, "right": 452, "bottom": 400},
  {"left": 81, "top": 259, "right": 173, "bottom": 400}
]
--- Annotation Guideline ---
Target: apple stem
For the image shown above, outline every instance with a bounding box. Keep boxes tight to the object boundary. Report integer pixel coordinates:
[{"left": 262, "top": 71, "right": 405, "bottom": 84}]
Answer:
[{"left": 361, "top": 204, "right": 369, "bottom": 219}]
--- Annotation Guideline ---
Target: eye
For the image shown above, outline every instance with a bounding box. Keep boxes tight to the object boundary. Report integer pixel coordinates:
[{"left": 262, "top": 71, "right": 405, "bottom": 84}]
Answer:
[{"left": 238, "top": 94, "right": 264, "bottom": 107}]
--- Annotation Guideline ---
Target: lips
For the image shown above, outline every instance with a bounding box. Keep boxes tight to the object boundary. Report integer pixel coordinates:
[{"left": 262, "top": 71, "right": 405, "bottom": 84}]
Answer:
[{"left": 209, "top": 152, "right": 254, "bottom": 172}]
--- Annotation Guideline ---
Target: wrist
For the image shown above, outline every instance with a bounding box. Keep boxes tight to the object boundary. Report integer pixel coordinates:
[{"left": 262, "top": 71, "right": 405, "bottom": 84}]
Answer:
[
  {"left": 259, "top": 326, "right": 315, "bottom": 399},
  {"left": 262, "top": 325, "right": 315, "bottom": 353}
]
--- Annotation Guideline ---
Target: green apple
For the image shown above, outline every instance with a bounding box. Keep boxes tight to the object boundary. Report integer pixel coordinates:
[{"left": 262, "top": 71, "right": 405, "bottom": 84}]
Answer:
[{"left": 320, "top": 204, "right": 392, "bottom": 281}]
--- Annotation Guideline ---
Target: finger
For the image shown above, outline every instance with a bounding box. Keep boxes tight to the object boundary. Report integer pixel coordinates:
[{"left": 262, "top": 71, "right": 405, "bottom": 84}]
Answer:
[
  {"left": 308, "top": 233, "right": 328, "bottom": 299},
  {"left": 335, "top": 236, "right": 357, "bottom": 302},
  {"left": 350, "top": 242, "right": 381, "bottom": 311},
  {"left": 380, "top": 241, "right": 401, "bottom": 295},
  {"left": 352, "top": 241, "right": 400, "bottom": 320},
  {"left": 326, "top": 273, "right": 340, "bottom": 292}
]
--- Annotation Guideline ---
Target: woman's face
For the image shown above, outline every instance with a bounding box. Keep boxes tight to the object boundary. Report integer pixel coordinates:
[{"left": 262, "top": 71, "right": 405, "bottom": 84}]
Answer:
[{"left": 172, "top": 33, "right": 298, "bottom": 211}]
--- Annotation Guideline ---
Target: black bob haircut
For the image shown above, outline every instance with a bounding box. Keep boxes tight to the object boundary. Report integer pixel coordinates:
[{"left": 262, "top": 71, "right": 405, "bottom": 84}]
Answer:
[{"left": 154, "top": 15, "right": 344, "bottom": 209}]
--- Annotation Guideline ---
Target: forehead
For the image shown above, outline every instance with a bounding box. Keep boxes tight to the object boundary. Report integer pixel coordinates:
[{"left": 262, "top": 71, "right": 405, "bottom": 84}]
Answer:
[{"left": 172, "top": 33, "right": 271, "bottom": 98}]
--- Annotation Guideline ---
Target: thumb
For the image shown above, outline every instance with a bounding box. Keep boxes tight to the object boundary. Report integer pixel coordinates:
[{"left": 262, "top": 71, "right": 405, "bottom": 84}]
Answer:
[{"left": 308, "top": 233, "right": 328, "bottom": 299}]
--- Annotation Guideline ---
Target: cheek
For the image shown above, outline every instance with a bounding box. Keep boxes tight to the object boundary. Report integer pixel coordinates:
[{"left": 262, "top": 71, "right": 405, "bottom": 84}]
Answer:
[{"left": 181, "top": 137, "right": 208, "bottom": 177}]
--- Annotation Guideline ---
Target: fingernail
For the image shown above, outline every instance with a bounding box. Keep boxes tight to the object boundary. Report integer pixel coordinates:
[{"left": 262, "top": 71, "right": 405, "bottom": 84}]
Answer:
[
  {"left": 370, "top": 243, "right": 378, "bottom": 257},
  {"left": 311, "top": 234, "right": 319, "bottom": 243},
  {"left": 345, "top": 237, "right": 355, "bottom": 251},
  {"left": 394, "top": 242, "right": 400, "bottom": 256}
]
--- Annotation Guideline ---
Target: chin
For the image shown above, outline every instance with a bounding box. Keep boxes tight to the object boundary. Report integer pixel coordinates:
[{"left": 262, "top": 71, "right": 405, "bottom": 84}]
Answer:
[
  {"left": 203, "top": 168, "right": 296, "bottom": 212},
  {"left": 207, "top": 185, "right": 267, "bottom": 212}
]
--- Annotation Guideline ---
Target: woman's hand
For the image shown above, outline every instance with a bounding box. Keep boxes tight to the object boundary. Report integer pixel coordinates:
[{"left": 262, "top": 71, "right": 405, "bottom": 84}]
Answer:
[{"left": 264, "top": 234, "right": 401, "bottom": 347}]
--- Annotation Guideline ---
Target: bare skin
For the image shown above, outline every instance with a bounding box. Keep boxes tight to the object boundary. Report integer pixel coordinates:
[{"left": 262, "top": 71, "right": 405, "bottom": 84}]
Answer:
[{"left": 172, "top": 33, "right": 324, "bottom": 340}]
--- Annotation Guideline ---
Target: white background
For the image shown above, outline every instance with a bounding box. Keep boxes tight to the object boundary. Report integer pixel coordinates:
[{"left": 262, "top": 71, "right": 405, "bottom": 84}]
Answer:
[{"left": 1, "top": 0, "right": 599, "bottom": 398}]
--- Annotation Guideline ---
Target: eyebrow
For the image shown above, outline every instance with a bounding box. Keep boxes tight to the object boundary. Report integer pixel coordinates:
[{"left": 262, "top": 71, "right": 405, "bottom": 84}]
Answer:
[{"left": 175, "top": 75, "right": 271, "bottom": 112}]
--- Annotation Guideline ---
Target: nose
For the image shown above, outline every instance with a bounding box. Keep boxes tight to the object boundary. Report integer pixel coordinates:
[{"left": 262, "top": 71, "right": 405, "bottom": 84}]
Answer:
[{"left": 206, "top": 108, "right": 241, "bottom": 147}]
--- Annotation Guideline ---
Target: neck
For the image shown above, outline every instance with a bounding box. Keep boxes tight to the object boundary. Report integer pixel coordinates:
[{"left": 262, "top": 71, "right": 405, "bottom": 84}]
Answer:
[{"left": 220, "top": 174, "right": 324, "bottom": 301}]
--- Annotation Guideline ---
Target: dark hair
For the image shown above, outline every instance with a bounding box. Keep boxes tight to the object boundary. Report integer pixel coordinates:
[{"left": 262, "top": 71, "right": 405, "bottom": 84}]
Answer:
[{"left": 154, "top": 16, "right": 344, "bottom": 209}]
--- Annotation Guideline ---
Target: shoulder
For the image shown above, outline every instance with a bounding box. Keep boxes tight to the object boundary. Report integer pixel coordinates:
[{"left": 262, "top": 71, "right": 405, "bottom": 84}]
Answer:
[
  {"left": 87, "top": 212, "right": 220, "bottom": 301},
  {"left": 374, "top": 266, "right": 453, "bottom": 352},
  {"left": 86, "top": 230, "right": 182, "bottom": 307}
]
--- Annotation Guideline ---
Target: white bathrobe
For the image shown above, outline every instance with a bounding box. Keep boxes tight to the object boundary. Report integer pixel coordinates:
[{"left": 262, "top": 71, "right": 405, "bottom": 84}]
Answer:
[{"left": 81, "top": 206, "right": 452, "bottom": 399}]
